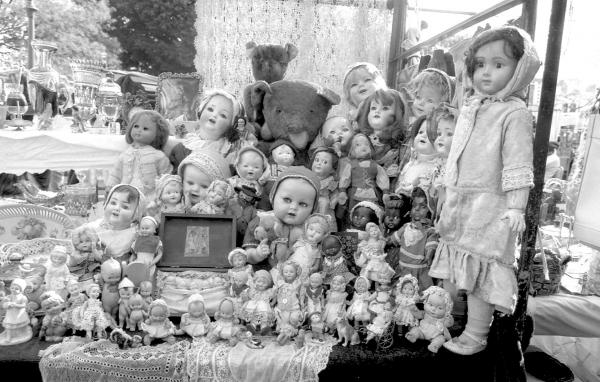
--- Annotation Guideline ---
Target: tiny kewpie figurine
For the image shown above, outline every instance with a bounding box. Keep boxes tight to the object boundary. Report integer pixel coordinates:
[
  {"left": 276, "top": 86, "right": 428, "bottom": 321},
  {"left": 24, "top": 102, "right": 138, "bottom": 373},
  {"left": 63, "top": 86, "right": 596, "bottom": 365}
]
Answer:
[
  {"left": 130, "top": 216, "right": 163, "bottom": 277},
  {"left": 273, "top": 260, "right": 304, "bottom": 332},
  {"left": 229, "top": 146, "right": 268, "bottom": 197},
  {"left": 356, "top": 223, "right": 395, "bottom": 283},
  {"left": 0, "top": 278, "right": 33, "bottom": 345},
  {"left": 304, "top": 273, "right": 325, "bottom": 315},
  {"left": 117, "top": 277, "right": 135, "bottom": 329},
  {"left": 64, "top": 280, "right": 87, "bottom": 330},
  {"left": 38, "top": 291, "right": 67, "bottom": 342},
  {"left": 100, "top": 258, "right": 122, "bottom": 319},
  {"left": 381, "top": 193, "right": 411, "bottom": 237},
  {"left": 346, "top": 276, "right": 372, "bottom": 328},
  {"left": 320, "top": 235, "right": 354, "bottom": 287},
  {"left": 310, "top": 147, "right": 340, "bottom": 230},
  {"left": 365, "top": 303, "right": 394, "bottom": 344},
  {"left": 180, "top": 293, "right": 211, "bottom": 338},
  {"left": 141, "top": 299, "right": 176, "bottom": 345},
  {"left": 80, "top": 283, "right": 110, "bottom": 340},
  {"left": 289, "top": 213, "right": 330, "bottom": 283},
  {"left": 45, "top": 245, "right": 71, "bottom": 295},
  {"left": 208, "top": 297, "right": 243, "bottom": 345},
  {"left": 146, "top": 174, "right": 185, "bottom": 221},
  {"left": 69, "top": 226, "right": 103, "bottom": 281},
  {"left": 227, "top": 248, "right": 253, "bottom": 285},
  {"left": 190, "top": 179, "right": 233, "bottom": 215},
  {"left": 368, "top": 280, "right": 393, "bottom": 316},
  {"left": 127, "top": 293, "right": 146, "bottom": 331},
  {"left": 139, "top": 280, "right": 154, "bottom": 307},
  {"left": 322, "top": 275, "right": 348, "bottom": 333},
  {"left": 393, "top": 274, "right": 420, "bottom": 332},
  {"left": 241, "top": 270, "right": 275, "bottom": 335},
  {"left": 405, "top": 286, "right": 453, "bottom": 353}
]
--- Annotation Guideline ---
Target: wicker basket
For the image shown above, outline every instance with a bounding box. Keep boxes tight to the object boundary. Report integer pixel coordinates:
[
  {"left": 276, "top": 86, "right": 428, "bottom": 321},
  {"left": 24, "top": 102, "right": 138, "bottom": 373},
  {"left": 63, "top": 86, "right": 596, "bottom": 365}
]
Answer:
[{"left": 529, "top": 248, "right": 570, "bottom": 296}]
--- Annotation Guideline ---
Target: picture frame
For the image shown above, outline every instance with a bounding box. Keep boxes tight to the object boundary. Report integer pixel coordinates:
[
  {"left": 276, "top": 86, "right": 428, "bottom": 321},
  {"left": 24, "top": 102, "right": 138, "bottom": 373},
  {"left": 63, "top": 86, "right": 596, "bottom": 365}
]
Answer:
[
  {"left": 158, "top": 213, "right": 236, "bottom": 269},
  {"left": 155, "top": 72, "right": 203, "bottom": 121}
]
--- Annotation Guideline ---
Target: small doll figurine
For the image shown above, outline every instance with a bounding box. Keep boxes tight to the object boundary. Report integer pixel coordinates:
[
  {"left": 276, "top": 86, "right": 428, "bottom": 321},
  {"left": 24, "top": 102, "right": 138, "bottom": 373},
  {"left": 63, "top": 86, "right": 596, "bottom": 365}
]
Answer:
[
  {"left": 127, "top": 293, "right": 147, "bottom": 331},
  {"left": 273, "top": 260, "right": 304, "bottom": 332},
  {"left": 227, "top": 248, "right": 253, "bottom": 285},
  {"left": 117, "top": 277, "right": 135, "bottom": 329},
  {"left": 229, "top": 146, "right": 268, "bottom": 197},
  {"left": 407, "top": 68, "right": 454, "bottom": 121},
  {"left": 368, "top": 279, "right": 393, "bottom": 316},
  {"left": 309, "top": 116, "right": 354, "bottom": 159},
  {"left": 229, "top": 272, "right": 249, "bottom": 316},
  {"left": 393, "top": 274, "right": 420, "bottom": 332},
  {"left": 288, "top": 213, "right": 330, "bottom": 283},
  {"left": 308, "top": 311, "right": 325, "bottom": 342},
  {"left": 64, "top": 280, "right": 87, "bottom": 330},
  {"left": 322, "top": 275, "right": 348, "bottom": 333},
  {"left": 24, "top": 275, "right": 45, "bottom": 312},
  {"left": 80, "top": 283, "right": 110, "bottom": 340},
  {"left": 365, "top": 303, "right": 394, "bottom": 344},
  {"left": 320, "top": 235, "right": 354, "bottom": 286},
  {"left": 356, "top": 223, "right": 395, "bottom": 283},
  {"left": 139, "top": 280, "right": 154, "bottom": 307},
  {"left": 304, "top": 272, "right": 325, "bottom": 315},
  {"left": 180, "top": 293, "right": 211, "bottom": 338},
  {"left": 406, "top": 286, "right": 452, "bottom": 353},
  {"left": 100, "top": 258, "right": 122, "bottom": 319},
  {"left": 346, "top": 276, "right": 372, "bottom": 329},
  {"left": 230, "top": 185, "right": 260, "bottom": 247},
  {"left": 430, "top": 105, "right": 458, "bottom": 218},
  {"left": 69, "top": 226, "right": 102, "bottom": 280},
  {"left": 338, "top": 133, "right": 389, "bottom": 210},
  {"left": 130, "top": 216, "right": 163, "bottom": 277},
  {"left": 208, "top": 298, "right": 243, "bottom": 345},
  {"left": 342, "top": 62, "right": 387, "bottom": 122},
  {"left": 241, "top": 270, "right": 276, "bottom": 335},
  {"left": 381, "top": 193, "right": 411, "bottom": 237},
  {"left": 146, "top": 174, "right": 185, "bottom": 220},
  {"left": 44, "top": 245, "right": 71, "bottom": 295},
  {"left": 190, "top": 179, "right": 233, "bottom": 215},
  {"left": 141, "top": 299, "right": 176, "bottom": 345},
  {"left": 0, "top": 278, "right": 33, "bottom": 345},
  {"left": 310, "top": 147, "right": 340, "bottom": 230},
  {"left": 38, "top": 291, "right": 67, "bottom": 342},
  {"left": 107, "top": 110, "right": 172, "bottom": 197},
  {"left": 257, "top": 140, "right": 297, "bottom": 210}
]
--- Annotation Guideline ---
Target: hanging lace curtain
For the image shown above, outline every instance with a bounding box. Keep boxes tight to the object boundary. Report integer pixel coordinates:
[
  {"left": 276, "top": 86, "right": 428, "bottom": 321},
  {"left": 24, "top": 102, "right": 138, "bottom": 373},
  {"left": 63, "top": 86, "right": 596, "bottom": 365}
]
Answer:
[{"left": 195, "top": 0, "right": 392, "bottom": 114}]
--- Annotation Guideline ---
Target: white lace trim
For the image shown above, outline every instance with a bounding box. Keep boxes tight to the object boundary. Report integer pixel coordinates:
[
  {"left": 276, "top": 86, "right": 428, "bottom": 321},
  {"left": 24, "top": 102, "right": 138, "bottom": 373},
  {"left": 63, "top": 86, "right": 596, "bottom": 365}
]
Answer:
[{"left": 502, "top": 164, "right": 533, "bottom": 191}]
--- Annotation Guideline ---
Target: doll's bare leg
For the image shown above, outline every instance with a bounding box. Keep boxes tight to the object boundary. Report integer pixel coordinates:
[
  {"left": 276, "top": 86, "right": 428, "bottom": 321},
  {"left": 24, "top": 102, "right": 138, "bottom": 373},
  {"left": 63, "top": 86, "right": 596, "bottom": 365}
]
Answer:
[
  {"left": 405, "top": 326, "right": 422, "bottom": 343},
  {"left": 428, "top": 335, "right": 446, "bottom": 353}
]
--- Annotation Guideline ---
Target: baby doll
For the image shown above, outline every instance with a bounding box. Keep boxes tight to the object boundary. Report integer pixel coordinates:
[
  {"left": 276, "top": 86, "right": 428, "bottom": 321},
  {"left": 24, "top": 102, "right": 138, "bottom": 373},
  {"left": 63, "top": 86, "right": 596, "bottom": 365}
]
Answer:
[
  {"left": 100, "top": 258, "right": 122, "bottom": 319},
  {"left": 80, "top": 283, "right": 110, "bottom": 340},
  {"left": 393, "top": 274, "right": 420, "bottom": 331},
  {"left": 107, "top": 110, "right": 172, "bottom": 197},
  {"left": 320, "top": 235, "right": 354, "bottom": 286},
  {"left": 273, "top": 260, "right": 304, "bottom": 332},
  {"left": 346, "top": 276, "right": 372, "bottom": 329},
  {"left": 44, "top": 245, "right": 71, "bottom": 295},
  {"left": 304, "top": 272, "right": 325, "bottom": 314},
  {"left": 69, "top": 226, "right": 102, "bottom": 281},
  {"left": 227, "top": 248, "right": 253, "bottom": 285},
  {"left": 229, "top": 146, "right": 268, "bottom": 197},
  {"left": 310, "top": 147, "right": 340, "bottom": 230},
  {"left": 241, "top": 270, "right": 275, "bottom": 335},
  {"left": 127, "top": 293, "right": 146, "bottom": 331},
  {"left": 208, "top": 298, "right": 243, "bottom": 345},
  {"left": 381, "top": 193, "right": 411, "bottom": 237},
  {"left": 64, "top": 280, "right": 87, "bottom": 330},
  {"left": 406, "top": 68, "right": 454, "bottom": 122},
  {"left": 117, "top": 277, "right": 135, "bottom": 329},
  {"left": 180, "top": 293, "right": 211, "bottom": 338},
  {"left": 38, "top": 291, "right": 67, "bottom": 342},
  {"left": 177, "top": 149, "right": 232, "bottom": 211},
  {"left": 342, "top": 62, "right": 388, "bottom": 122},
  {"left": 322, "top": 275, "right": 348, "bottom": 333},
  {"left": 146, "top": 174, "right": 185, "bottom": 221},
  {"left": 141, "top": 299, "right": 176, "bottom": 345},
  {"left": 387, "top": 187, "right": 437, "bottom": 290},
  {"left": 139, "top": 280, "right": 154, "bottom": 307},
  {"left": 24, "top": 275, "right": 45, "bottom": 312},
  {"left": 169, "top": 89, "right": 252, "bottom": 169},
  {"left": 356, "top": 222, "right": 395, "bottom": 283},
  {"left": 190, "top": 179, "right": 233, "bottom": 215},
  {"left": 310, "top": 116, "right": 354, "bottom": 161},
  {"left": 257, "top": 140, "right": 296, "bottom": 210},
  {"left": 130, "top": 216, "right": 163, "bottom": 277},
  {"left": 338, "top": 133, "right": 389, "bottom": 211},
  {"left": 288, "top": 213, "right": 330, "bottom": 283},
  {"left": 405, "top": 286, "right": 452, "bottom": 353},
  {"left": 431, "top": 27, "right": 540, "bottom": 355},
  {"left": 0, "top": 278, "right": 33, "bottom": 345},
  {"left": 365, "top": 303, "right": 394, "bottom": 344},
  {"left": 367, "top": 279, "right": 393, "bottom": 316}
]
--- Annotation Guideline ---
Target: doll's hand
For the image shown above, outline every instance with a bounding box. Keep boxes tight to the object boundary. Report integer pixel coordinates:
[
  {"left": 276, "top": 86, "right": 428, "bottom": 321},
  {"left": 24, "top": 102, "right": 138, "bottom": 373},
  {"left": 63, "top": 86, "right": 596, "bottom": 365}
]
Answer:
[
  {"left": 386, "top": 164, "right": 400, "bottom": 177},
  {"left": 256, "top": 239, "right": 271, "bottom": 261},
  {"left": 501, "top": 209, "right": 526, "bottom": 232},
  {"left": 337, "top": 192, "right": 348, "bottom": 206},
  {"left": 254, "top": 226, "right": 268, "bottom": 241}
]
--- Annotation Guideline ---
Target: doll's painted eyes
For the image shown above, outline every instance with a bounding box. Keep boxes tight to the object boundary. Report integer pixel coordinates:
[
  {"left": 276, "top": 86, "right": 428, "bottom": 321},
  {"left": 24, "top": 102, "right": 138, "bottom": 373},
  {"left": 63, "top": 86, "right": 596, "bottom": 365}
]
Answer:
[
  {"left": 283, "top": 197, "right": 292, "bottom": 203},
  {"left": 495, "top": 63, "right": 503, "bottom": 69},
  {"left": 299, "top": 202, "right": 308, "bottom": 208}
]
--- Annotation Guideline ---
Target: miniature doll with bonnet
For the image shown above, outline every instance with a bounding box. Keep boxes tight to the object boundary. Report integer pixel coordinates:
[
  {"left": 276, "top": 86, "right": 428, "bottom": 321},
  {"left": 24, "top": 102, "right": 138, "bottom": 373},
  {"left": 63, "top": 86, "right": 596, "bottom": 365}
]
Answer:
[
  {"left": 190, "top": 179, "right": 233, "bottom": 215},
  {"left": 130, "top": 216, "right": 163, "bottom": 277},
  {"left": 107, "top": 110, "right": 172, "bottom": 198},
  {"left": 241, "top": 270, "right": 276, "bottom": 335},
  {"left": 288, "top": 213, "right": 331, "bottom": 283},
  {"left": 229, "top": 146, "right": 268, "bottom": 197},
  {"left": 405, "top": 285, "right": 452, "bottom": 353},
  {"left": 180, "top": 293, "right": 211, "bottom": 338},
  {"left": 146, "top": 174, "right": 184, "bottom": 221},
  {"left": 310, "top": 146, "right": 340, "bottom": 231},
  {"left": 208, "top": 297, "right": 243, "bottom": 345},
  {"left": 44, "top": 245, "right": 70, "bottom": 295},
  {"left": 227, "top": 248, "right": 253, "bottom": 285},
  {"left": 141, "top": 298, "right": 176, "bottom": 345},
  {"left": 393, "top": 274, "right": 420, "bottom": 330},
  {"left": 0, "top": 278, "right": 33, "bottom": 345},
  {"left": 356, "top": 223, "right": 395, "bottom": 283},
  {"left": 342, "top": 62, "right": 388, "bottom": 122}
]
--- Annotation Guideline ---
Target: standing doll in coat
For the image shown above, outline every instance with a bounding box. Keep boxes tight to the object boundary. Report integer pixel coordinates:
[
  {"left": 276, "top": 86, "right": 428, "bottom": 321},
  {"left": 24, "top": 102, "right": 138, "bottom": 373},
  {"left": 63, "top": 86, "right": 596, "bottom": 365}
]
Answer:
[{"left": 430, "top": 27, "right": 541, "bottom": 355}]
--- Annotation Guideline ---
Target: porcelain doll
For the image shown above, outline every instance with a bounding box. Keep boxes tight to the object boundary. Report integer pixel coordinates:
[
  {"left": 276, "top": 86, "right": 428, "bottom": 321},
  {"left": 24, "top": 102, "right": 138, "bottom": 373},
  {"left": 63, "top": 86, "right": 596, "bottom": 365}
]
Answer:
[
  {"left": 64, "top": 280, "right": 87, "bottom": 329},
  {"left": 309, "top": 116, "right": 354, "bottom": 159},
  {"left": 190, "top": 179, "right": 233, "bottom": 215},
  {"left": 24, "top": 274, "right": 45, "bottom": 312},
  {"left": 387, "top": 187, "right": 437, "bottom": 290},
  {"left": 288, "top": 213, "right": 330, "bottom": 283},
  {"left": 139, "top": 280, "right": 153, "bottom": 308},
  {"left": 356, "top": 223, "right": 395, "bottom": 283},
  {"left": 405, "top": 286, "right": 452, "bottom": 353},
  {"left": 107, "top": 110, "right": 172, "bottom": 197},
  {"left": 381, "top": 193, "right": 411, "bottom": 238},
  {"left": 257, "top": 140, "right": 297, "bottom": 210},
  {"left": 407, "top": 68, "right": 454, "bottom": 122},
  {"left": 208, "top": 298, "right": 243, "bottom": 345},
  {"left": 273, "top": 260, "right": 304, "bottom": 332},
  {"left": 38, "top": 291, "right": 67, "bottom": 342},
  {"left": 429, "top": 105, "right": 457, "bottom": 218},
  {"left": 230, "top": 185, "right": 259, "bottom": 247},
  {"left": 146, "top": 174, "right": 185, "bottom": 221},
  {"left": 338, "top": 133, "right": 389, "bottom": 210},
  {"left": 0, "top": 278, "right": 33, "bottom": 345},
  {"left": 304, "top": 272, "right": 325, "bottom": 314},
  {"left": 130, "top": 216, "right": 163, "bottom": 277},
  {"left": 241, "top": 270, "right": 275, "bottom": 335},
  {"left": 308, "top": 311, "right": 325, "bottom": 342},
  {"left": 141, "top": 299, "right": 176, "bottom": 345},
  {"left": 310, "top": 147, "right": 340, "bottom": 230},
  {"left": 69, "top": 226, "right": 103, "bottom": 281},
  {"left": 80, "top": 283, "right": 109, "bottom": 340},
  {"left": 320, "top": 235, "right": 354, "bottom": 286},
  {"left": 393, "top": 274, "right": 420, "bottom": 331},
  {"left": 346, "top": 276, "right": 372, "bottom": 328},
  {"left": 100, "top": 258, "right": 122, "bottom": 319},
  {"left": 229, "top": 146, "right": 268, "bottom": 197},
  {"left": 368, "top": 279, "right": 393, "bottom": 316},
  {"left": 243, "top": 166, "right": 321, "bottom": 272},
  {"left": 117, "top": 277, "right": 135, "bottom": 328},
  {"left": 342, "top": 62, "right": 387, "bottom": 122},
  {"left": 180, "top": 293, "right": 211, "bottom": 338},
  {"left": 44, "top": 245, "right": 71, "bottom": 295},
  {"left": 229, "top": 272, "right": 249, "bottom": 317},
  {"left": 227, "top": 248, "right": 253, "bottom": 284},
  {"left": 322, "top": 275, "right": 348, "bottom": 333},
  {"left": 341, "top": 201, "right": 383, "bottom": 273},
  {"left": 127, "top": 293, "right": 146, "bottom": 331},
  {"left": 365, "top": 303, "right": 394, "bottom": 344}
]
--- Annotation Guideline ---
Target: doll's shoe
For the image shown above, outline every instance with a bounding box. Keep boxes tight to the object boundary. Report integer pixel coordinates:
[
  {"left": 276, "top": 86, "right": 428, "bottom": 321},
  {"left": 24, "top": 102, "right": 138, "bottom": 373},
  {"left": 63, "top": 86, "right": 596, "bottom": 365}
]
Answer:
[{"left": 443, "top": 332, "right": 487, "bottom": 355}]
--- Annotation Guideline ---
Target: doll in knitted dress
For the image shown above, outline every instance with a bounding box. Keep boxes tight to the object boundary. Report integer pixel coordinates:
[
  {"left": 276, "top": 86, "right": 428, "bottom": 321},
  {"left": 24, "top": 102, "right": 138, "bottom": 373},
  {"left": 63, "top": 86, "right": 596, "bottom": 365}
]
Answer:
[
  {"left": 80, "top": 283, "right": 109, "bottom": 340},
  {"left": 130, "top": 216, "right": 162, "bottom": 277}
]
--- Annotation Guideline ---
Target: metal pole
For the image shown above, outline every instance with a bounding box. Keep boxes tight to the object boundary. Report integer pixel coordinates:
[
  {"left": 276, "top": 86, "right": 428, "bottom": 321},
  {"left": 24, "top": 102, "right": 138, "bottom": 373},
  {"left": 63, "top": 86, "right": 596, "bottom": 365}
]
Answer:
[
  {"left": 386, "top": 0, "right": 407, "bottom": 89},
  {"left": 25, "top": 0, "right": 38, "bottom": 69},
  {"left": 521, "top": 0, "right": 538, "bottom": 40}
]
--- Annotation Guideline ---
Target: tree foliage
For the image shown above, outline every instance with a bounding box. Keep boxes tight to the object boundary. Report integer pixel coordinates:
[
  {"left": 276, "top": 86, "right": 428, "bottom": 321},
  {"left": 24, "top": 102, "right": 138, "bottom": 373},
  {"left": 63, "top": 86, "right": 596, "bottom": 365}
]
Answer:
[
  {"left": 105, "top": 0, "right": 196, "bottom": 76},
  {"left": 0, "top": 0, "right": 27, "bottom": 52}
]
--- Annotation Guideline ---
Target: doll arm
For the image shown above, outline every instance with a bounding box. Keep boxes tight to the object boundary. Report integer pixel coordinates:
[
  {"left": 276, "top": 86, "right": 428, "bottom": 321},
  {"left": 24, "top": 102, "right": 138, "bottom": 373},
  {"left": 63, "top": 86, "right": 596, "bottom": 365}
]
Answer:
[
  {"left": 501, "top": 108, "right": 534, "bottom": 193},
  {"left": 388, "top": 225, "right": 406, "bottom": 247},
  {"left": 156, "top": 153, "right": 173, "bottom": 177},
  {"left": 375, "top": 163, "right": 390, "bottom": 193},
  {"left": 424, "top": 229, "right": 439, "bottom": 265},
  {"left": 501, "top": 188, "right": 529, "bottom": 232},
  {"left": 107, "top": 154, "right": 125, "bottom": 189},
  {"left": 151, "top": 240, "right": 163, "bottom": 266}
]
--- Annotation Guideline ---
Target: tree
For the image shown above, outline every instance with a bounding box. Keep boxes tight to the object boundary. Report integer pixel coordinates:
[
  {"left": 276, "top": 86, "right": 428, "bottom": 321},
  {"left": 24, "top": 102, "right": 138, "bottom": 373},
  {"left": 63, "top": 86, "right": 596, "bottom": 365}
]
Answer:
[
  {"left": 105, "top": 0, "right": 196, "bottom": 75},
  {"left": 0, "top": 0, "right": 27, "bottom": 52}
]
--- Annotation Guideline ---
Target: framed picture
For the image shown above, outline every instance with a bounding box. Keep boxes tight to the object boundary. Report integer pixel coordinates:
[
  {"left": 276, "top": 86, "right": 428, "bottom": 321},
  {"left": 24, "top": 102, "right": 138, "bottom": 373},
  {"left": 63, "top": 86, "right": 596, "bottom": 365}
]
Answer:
[
  {"left": 155, "top": 72, "right": 203, "bottom": 121},
  {"left": 158, "top": 213, "right": 236, "bottom": 269}
]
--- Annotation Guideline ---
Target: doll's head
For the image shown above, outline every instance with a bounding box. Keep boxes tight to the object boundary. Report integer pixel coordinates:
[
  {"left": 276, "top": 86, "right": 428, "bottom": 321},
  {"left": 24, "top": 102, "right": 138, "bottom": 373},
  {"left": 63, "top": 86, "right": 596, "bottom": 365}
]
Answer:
[
  {"left": 10, "top": 278, "right": 27, "bottom": 295},
  {"left": 148, "top": 299, "right": 169, "bottom": 323},
  {"left": 330, "top": 275, "right": 346, "bottom": 292},
  {"left": 232, "top": 272, "right": 249, "bottom": 288},
  {"left": 280, "top": 260, "right": 301, "bottom": 284},
  {"left": 178, "top": 150, "right": 232, "bottom": 206},
  {"left": 235, "top": 184, "right": 260, "bottom": 206},
  {"left": 376, "top": 280, "right": 392, "bottom": 292},
  {"left": 270, "top": 166, "right": 320, "bottom": 226},
  {"left": 234, "top": 147, "right": 267, "bottom": 182},
  {"left": 155, "top": 174, "right": 183, "bottom": 208},
  {"left": 139, "top": 281, "right": 153, "bottom": 298},
  {"left": 139, "top": 216, "right": 158, "bottom": 236},
  {"left": 253, "top": 270, "right": 273, "bottom": 291},
  {"left": 321, "top": 116, "right": 353, "bottom": 151},
  {"left": 422, "top": 286, "right": 452, "bottom": 320},
  {"left": 67, "top": 279, "right": 81, "bottom": 296},
  {"left": 356, "top": 89, "right": 406, "bottom": 145},
  {"left": 348, "top": 133, "right": 375, "bottom": 160},
  {"left": 128, "top": 293, "right": 145, "bottom": 311},
  {"left": 354, "top": 276, "right": 370, "bottom": 294},
  {"left": 72, "top": 227, "right": 98, "bottom": 252},
  {"left": 125, "top": 110, "right": 170, "bottom": 150},
  {"left": 431, "top": 105, "right": 458, "bottom": 158},
  {"left": 40, "top": 291, "right": 65, "bottom": 314},
  {"left": 206, "top": 179, "right": 233, "bottom": 207},
  {"left": 228, "top": 248, "right": 248, "bottom": 269},
  {"left": 308, "top": 272, "right": 323, "bottom": 289},
  {"left": 101, "top": 258, "right": 122, "bottom": 284},
  {"left": 395, "top": 274, "right": 419, "bottom": 298},
  {"left": 49, "top": 245, "right": 68, "bottom": 266},
  {"left": 25, "top": 275, "right": 44, "bottom": 293},
  {"left": 350, "top": 201, "right": 382, "bottom": 230},
  {"left": 310, "top": 147, "right": 338, "bottom": 179},
  {"left": 309, "top": 311, "right": 322, "bottom": 325},
  {"left": 118, "top": 277, "right": 135, "bottom": 298},
  {"left": 409, "top": 69, "right": 453, "bottom": 118},
  {"left": 86, "top": 283, "right": 101, "bottom": 299},
  {"left": 410, "top": 187, "right": 432, "bottom": 224},
  {"left": 342, "top": 62, "right": 387, "bottom": 109},
  {"left": 410, "top": 114, "right": 438, "bottom": 157},
  {"left": 196, "top": 90, "right": 245, "bottom": 142},
  {"left": 304, "top": 214, "right": 331, "bottom": 244},
  {"left": 365, "top": 222, "right": 383, "bottom": 240},
  {"left": 270, "top": 140, "right": 296, "bottom": 166},
  {"left": 382, "top": 193, "right": 411, "bottom": 232},
  {"left": 187, "top": 293, "right": 206, "bottom": 317},
  {"left": 321, "top": 235, "right": 342, "bottom": 259},
  {"left": 104, "top": 184, "right": 145, "bottom": 229},
  {"left": 215, "top": 298, "right": 235, "bottom": 321}
]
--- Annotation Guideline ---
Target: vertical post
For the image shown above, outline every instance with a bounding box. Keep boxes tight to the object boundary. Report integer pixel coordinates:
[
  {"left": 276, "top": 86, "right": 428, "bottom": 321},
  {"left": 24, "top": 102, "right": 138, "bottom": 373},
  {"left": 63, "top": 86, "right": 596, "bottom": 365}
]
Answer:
[
  {"left": 521, "top": 0, "right": 538, "bottom": 40},
  {"left": 25, "top": 0, "right": 38, "bottom": 69},
  {"left": 386, "top": 0, "right": 407, "bottom": 89},
  {"left": 515, "top": 0, "right": 568, "bottom": 333}
]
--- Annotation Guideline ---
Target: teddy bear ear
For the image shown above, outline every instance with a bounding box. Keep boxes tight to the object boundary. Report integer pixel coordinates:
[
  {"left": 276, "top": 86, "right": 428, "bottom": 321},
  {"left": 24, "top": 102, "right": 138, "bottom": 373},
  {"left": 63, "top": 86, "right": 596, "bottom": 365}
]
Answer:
[
  {"left": 316, "top": 87, "right": 341, "bottom": 106},
  {"left": 246, "top": 41, "right": 258, "bottom": 59},
  {"left": 250, "top": 81, "right": 271, "bottom": 108},
  {"left": 284, "top": 43, "right": 298, "bottom": 62}
]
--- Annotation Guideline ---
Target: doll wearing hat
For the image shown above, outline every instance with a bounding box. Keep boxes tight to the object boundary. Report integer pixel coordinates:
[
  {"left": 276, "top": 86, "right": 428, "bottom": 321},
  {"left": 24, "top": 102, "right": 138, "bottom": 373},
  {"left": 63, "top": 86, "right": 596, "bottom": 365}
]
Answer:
[
  {"left": 44, "top": 245, "right": 71, "bottom": 296},
  {"left": 227, "top": 248, "right": 253, "bottom": 285},
  {"left": 241, "top": 270, "right": 276, "bottom": 334},
  {"left": 257, "top": 139, "right": 297, "bottom": 210},
  {"left": 130, "top": 216, "right": 163, "bottom": 277},
  {"left": 0, "top": 278, "right": 33, "bottom": 345},
  {"left": 180, "top": 293, "right": 211, "bottom": 338},
  {"left": 146, "top": 174, "right": 184, "bottom": 222},
  {"left": 229, "top": 146, "right": 268, "bottom": 197}
]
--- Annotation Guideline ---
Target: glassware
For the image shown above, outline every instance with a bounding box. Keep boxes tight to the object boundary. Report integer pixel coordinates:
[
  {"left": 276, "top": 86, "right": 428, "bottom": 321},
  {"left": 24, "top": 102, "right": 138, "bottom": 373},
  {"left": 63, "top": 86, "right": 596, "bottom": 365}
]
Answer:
[
  {"left": 28, "top": 41, "right": 60, "bottom": 129},
  {"left": 1, "top": 67, "right": 32, "bottom": 129},
  {"left": 96, "top": 72, "right": 122, "bottom": 134},
  {"left": 70, "top": 59, "right": 103, "bottom": 133}
]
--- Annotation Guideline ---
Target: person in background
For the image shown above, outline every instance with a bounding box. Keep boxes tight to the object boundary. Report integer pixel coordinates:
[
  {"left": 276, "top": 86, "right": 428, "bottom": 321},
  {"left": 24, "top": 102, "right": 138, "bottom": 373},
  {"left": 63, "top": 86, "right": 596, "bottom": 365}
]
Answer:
[{"left": 544, "top": 141, "right": 562, "bottom": 182}]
